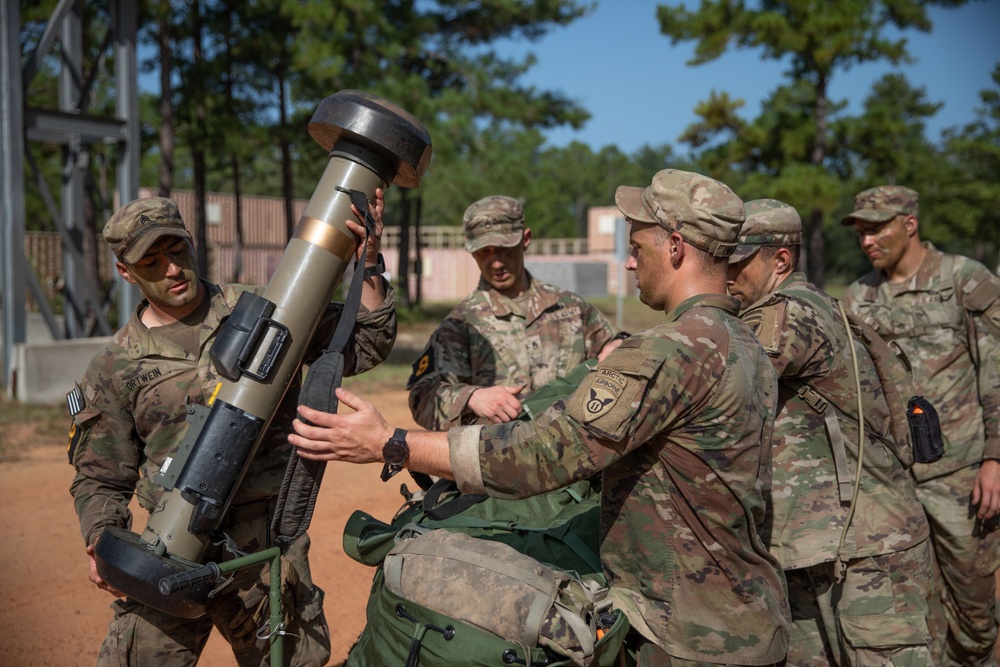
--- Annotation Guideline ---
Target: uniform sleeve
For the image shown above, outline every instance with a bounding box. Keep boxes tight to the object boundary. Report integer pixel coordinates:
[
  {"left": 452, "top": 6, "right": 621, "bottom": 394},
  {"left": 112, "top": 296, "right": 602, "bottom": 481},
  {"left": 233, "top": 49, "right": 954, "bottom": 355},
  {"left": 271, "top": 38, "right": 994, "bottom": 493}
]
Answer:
[
  {"left": 305, "top": 278, "right": 397, "bottom": 375},
  {"left": 67, "top": 351, "right": 140, "bottom": 547},
  {"left": 345, "top": 278, "right": 397, "bottom": 375},
  {"left": 580, "top": 300, "right": 619, "bottom": 358},
  {"left": 962, "top": 269, "right": 1000, "bottom": 460},
  {"left": 744, "top": 298, "right": 828, "bottom": 380},
  {"left": 406, "top": 317, "right": 482, "bottom": 430}
]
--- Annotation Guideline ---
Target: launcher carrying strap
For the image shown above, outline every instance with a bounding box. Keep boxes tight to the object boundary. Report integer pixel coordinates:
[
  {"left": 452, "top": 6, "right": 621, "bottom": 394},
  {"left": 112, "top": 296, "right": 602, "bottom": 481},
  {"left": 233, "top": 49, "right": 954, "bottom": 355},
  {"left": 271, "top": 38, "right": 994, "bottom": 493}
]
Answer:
[{"left": 271, "top": 188, "right": 376, "bottom": 546}]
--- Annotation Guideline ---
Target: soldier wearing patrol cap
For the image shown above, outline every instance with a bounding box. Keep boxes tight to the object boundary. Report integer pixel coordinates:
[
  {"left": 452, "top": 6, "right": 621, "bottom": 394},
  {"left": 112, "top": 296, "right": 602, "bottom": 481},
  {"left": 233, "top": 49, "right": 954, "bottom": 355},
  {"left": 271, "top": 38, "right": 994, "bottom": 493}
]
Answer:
[
  {"left": 842, "top": 185, "right": 1000, "bottom": 667},
  {"left": 728, "top": 198, "right": 936, "bottom": 666},
  {"left": 290, "top": 169, "right": 791, "bottom": 666},
  {"left": 406, "top": 194, "right": 622, "bottom": 430},
  {"left": 67, "top": 195, "right": 395, "bottom": 667}
]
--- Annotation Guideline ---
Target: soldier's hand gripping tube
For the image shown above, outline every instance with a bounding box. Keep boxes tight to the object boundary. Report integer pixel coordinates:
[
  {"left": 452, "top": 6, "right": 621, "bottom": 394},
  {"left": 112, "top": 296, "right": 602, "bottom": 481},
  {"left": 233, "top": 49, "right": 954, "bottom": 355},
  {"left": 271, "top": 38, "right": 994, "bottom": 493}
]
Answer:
[{"left": 94, "top": 90, "right": 432, "bottom": 619}]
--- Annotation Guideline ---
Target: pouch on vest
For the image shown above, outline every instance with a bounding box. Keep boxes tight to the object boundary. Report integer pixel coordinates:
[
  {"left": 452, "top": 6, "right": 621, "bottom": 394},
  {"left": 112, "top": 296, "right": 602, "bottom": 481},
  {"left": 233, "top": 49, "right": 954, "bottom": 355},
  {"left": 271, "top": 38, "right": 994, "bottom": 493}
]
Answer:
[{"left": 907, "top": 396, "right": 944, "bottom": 464}]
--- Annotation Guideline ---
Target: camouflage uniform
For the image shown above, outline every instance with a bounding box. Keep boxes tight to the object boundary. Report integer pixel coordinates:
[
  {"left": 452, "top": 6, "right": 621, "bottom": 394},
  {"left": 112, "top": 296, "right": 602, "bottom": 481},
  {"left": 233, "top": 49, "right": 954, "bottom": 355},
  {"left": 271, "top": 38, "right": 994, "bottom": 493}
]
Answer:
[
  {"left": 733, "top": 200, "right": 934, "bottom": 666},
  {"left": 842, "top": 186, "right": 1000, "bottom": 667},
  {"left": 407, "top": 275, "right": 617, "bottom": 429},
  {"left": 449, "top": 171, "right": 790, "bottom": 666},
  {"left": 68, "top": 199, "right": 397, "bottom": 667},
  {"left": 407, "top": 194, "right": 617, "bottom": 430}
]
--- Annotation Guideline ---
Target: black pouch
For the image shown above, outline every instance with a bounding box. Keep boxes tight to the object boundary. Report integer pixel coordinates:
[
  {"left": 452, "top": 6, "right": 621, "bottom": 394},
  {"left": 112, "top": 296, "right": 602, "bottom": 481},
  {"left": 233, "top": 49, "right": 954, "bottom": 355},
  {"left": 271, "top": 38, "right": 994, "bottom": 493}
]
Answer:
[{"left": 907, "top": 396, "right": 945, "bottom": 464}]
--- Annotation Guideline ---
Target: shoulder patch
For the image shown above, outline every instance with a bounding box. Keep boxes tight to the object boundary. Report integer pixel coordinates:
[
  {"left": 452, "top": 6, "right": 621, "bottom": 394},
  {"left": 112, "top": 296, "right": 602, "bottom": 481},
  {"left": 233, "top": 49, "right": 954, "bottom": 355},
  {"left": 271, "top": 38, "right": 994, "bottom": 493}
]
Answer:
[
  {"left": 407, "top": 348, "right": 435, "bottom": 388},
  {"left": 742, "top": 301, "right": 785, "bottom": 354},
  {"left": 582, "top": 370, "right": 627, "bottom": 422},
  {"left": 66, "top": 383, "right": 85, "bottom": 417},
  {"left": 963, "top": 276, "right": 1000, "bottom": 312}
]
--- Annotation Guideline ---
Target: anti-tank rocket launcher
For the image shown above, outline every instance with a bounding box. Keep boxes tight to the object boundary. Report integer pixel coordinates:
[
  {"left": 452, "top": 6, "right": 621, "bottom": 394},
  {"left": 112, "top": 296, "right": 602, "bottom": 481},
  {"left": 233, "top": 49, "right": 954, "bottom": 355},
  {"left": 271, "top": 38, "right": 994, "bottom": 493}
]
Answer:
[{"left": 94, "top": 90, "right": 432, "bottom": 619}]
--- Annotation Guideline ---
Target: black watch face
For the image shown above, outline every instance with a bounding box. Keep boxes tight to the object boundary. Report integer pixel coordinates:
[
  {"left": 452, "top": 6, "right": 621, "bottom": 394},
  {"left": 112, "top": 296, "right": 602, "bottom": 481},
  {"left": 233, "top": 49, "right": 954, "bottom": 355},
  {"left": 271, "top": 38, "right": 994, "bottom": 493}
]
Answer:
[{"left": 383, "top": 439, "right": 408, "bottom": 465}]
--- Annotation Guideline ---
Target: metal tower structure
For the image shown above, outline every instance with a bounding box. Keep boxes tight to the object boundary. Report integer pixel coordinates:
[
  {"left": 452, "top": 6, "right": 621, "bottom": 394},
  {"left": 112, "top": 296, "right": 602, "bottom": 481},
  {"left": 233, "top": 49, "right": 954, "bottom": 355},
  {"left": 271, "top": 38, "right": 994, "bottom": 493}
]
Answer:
[{"left": 1, "top": 0, "right": 139, "bottom": 395}]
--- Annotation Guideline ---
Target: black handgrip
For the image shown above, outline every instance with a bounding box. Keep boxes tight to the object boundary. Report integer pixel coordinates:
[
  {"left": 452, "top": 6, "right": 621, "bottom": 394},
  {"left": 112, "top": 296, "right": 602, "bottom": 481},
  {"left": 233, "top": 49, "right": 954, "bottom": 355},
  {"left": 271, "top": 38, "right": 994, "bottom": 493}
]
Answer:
[{"left": 158, "top": 562, "right": 221, "bottom": 595}]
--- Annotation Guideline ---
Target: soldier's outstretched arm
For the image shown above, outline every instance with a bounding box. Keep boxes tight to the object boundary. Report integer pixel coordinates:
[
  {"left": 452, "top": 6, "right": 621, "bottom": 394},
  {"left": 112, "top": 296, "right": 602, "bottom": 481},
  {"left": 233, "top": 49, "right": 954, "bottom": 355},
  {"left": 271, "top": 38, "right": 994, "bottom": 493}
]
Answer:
[{"left": 290, "top": 388, "right": 454, "bottom": 478}]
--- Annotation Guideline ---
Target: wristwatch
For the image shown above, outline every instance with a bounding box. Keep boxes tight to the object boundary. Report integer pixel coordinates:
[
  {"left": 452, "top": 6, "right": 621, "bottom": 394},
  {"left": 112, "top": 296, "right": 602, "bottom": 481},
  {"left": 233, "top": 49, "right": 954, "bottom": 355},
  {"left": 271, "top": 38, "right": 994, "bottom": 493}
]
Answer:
[{"left": 380, "top": 428, "right": 409, "bottom": 482}]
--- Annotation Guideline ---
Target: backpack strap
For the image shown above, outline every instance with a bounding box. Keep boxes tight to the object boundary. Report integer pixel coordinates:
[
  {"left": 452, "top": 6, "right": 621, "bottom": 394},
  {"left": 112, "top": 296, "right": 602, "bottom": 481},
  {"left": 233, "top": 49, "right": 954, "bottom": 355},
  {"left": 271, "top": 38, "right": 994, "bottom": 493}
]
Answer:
[
  {"left": 786, "top": 380, "right": 854, "bottom": 504},
  {"left": 271, "top": 188, "right": 378, "bottom": 547}
]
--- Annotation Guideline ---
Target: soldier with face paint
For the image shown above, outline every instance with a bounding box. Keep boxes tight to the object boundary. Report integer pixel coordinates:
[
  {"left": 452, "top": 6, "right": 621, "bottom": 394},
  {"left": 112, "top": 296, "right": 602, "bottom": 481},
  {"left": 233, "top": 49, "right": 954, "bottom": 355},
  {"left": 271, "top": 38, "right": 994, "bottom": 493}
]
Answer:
[
  {"left": 843, "top": 185, "right": 1000, "bottom": 667},
  {"left": 290, "top": 170, "right": 791, "bottom": 666},
  {"left": 66, "top": 196, "right": 396, "bottom": 667},
  {"left": 727, "top": 198, "right": 935, "bottom": 666},
  {"left": 406, "top": 195, "right": 622, "bottom": 429}
]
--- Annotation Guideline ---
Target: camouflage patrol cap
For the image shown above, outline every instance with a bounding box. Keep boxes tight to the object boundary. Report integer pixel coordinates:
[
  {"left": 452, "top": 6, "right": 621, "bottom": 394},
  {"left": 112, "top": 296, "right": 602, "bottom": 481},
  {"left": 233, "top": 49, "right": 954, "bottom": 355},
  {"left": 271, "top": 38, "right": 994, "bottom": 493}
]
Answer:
[
  {"left": 463, "top": 195, "right": 525, "bottom": 253},
  {"left": 102, "top": 197, "right": 191, "bottom": 264},
  {"left": 841, "top": 185, "right": 919, "bottom": 226},
  {"left": 615, "top": 169, "right": 745, "bottom": 257},
  {"left": 729, "top": 199, "right": 802, "bottom": 263}
]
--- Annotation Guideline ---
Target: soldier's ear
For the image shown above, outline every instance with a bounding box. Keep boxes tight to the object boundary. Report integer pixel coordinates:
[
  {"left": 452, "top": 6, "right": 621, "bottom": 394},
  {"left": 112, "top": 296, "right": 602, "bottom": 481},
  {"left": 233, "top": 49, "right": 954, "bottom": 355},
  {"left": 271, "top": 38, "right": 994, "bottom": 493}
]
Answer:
[
  {"left": 115, "top": 261, "right": 138, "bottom": 285},
  {"left": 903, "top": 215, "right": 919, "bottom": 237}
]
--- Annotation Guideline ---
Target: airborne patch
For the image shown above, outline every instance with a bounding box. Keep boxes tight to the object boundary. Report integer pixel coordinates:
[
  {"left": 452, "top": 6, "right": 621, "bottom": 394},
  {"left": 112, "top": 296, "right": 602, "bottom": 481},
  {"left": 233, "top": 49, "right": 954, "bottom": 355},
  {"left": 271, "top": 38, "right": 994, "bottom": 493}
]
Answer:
[{"left": 583, "top": 369, "right": 627, "bottom": 422}]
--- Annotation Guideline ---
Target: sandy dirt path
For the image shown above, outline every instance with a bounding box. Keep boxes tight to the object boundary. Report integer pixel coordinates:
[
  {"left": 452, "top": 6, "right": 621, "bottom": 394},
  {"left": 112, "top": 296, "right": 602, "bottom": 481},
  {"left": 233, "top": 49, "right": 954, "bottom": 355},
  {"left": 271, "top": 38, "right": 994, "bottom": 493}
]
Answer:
[{"left": 0, "top": 389, "right": 417, "bottom": 667}]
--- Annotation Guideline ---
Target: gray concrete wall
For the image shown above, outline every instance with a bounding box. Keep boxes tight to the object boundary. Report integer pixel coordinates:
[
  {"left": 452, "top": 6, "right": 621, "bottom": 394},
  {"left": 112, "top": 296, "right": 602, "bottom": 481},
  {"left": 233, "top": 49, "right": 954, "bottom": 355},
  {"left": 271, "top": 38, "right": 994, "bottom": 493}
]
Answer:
[
  {"left": 525, "top": 261, "right": 609, "bottom": 297},
  {"left": 1, "top": 309, "right": 108, "bottom": 404}
]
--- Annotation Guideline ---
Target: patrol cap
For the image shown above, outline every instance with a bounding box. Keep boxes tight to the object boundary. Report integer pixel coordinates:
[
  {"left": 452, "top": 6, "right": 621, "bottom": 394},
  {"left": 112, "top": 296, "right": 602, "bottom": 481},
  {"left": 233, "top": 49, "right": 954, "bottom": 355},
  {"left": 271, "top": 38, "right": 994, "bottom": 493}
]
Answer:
[
  {"left": 463, "top": 195, "right": 525, "bottom": 253},
  {"left": 729, "top": 199, "right": 802, "bottom": 263},
  {"left": 841, "top": 185, "right": 919, "bottom": 226},
  {"left": 102, "top": 197, "right": 191, "bottom": 264},
  {"left": 614, "top": 169, "right": 745, "bottom": 258}
]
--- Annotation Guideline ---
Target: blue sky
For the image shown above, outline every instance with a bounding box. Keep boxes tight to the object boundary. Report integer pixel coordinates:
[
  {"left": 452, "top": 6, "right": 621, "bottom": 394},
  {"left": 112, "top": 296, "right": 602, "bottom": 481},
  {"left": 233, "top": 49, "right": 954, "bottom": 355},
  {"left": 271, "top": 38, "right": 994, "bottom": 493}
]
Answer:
[{"left": 494, "top": 0, "right": 1000, "bottom": 154}]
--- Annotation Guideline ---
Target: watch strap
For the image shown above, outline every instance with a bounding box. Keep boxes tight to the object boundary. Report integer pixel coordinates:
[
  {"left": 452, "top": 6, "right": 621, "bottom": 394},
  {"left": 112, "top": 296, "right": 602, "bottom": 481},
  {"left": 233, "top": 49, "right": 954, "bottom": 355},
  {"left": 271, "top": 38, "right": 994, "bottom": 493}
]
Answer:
[{"left": 363, "top": 253, "right": 385, "bottom": 279}]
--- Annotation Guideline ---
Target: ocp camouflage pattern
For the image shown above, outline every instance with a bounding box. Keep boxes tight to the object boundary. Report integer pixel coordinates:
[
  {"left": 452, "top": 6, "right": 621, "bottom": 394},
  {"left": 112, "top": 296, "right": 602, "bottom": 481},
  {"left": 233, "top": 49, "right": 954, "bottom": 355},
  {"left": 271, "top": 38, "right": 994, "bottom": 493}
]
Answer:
[
  {"left": 68, "top": 280, "right": 397, "bottom": 547},
  {"left": 742, "top": 272, "right": 929, "bottom": 568},
  {"left": 407, "top": 274, "right": 617, "bottom": 430},
  {"left": 843, "top": 243, "right": 1000, "bottom": 480},
  {"left": 450, "top": 293, "right": 790, "bottom": 664}
]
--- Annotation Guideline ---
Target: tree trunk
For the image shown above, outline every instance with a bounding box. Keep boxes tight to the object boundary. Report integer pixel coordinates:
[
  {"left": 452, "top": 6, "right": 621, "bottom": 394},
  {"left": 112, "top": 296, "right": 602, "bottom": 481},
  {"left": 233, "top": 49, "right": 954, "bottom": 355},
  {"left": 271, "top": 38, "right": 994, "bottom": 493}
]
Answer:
[
  {"left": 278, "top": 70, "right": 294, "bottom": 243},
  {"left": 807, "top": 72, "right": 829, "bottom": 288},
  {"left": 414, "top": 194, "right": 423, "bottom": 307},
  {"left": 398, "top": 189, "right": 412, "bottom": 309},
  {"left": 157, "top": 4, "right": 174, "bottom": 197},
  {"left": 191, "top": 0, "right": 209, "bottom": 278}
]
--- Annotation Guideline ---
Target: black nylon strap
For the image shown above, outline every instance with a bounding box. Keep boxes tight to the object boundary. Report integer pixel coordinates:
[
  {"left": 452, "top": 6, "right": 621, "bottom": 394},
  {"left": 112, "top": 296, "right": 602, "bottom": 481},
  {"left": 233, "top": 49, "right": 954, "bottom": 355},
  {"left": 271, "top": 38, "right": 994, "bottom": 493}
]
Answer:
[{"left": 271, "top": 188, "right": 377, "bottom": 546}]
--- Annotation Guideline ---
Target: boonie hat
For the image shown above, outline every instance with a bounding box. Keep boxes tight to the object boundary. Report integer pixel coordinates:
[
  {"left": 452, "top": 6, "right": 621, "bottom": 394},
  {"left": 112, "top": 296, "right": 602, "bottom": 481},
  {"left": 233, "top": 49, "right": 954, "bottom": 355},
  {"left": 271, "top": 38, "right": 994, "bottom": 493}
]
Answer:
[
  {"left": 614, "top": 169, "right": 745, "bottom": 257},
  {"left": 841, "top": 185, "right": 919, "bottom": 226},
  {"left": 729, "top": 199, "right": 802, "bottom": 264},
  {"left": 463, "top": 195, "right": 525, "bottom": 253},
  {"left": 102, "top": 197, "right": 191, "bottom": 264}
]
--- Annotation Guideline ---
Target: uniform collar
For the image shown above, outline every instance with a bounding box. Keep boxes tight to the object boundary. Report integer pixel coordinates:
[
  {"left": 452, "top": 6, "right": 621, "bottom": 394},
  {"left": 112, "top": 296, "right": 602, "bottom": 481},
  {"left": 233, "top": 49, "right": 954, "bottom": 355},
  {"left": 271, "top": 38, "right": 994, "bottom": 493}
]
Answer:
[{"left": 665, "top": 292, "right": 740, "bottom": 322}]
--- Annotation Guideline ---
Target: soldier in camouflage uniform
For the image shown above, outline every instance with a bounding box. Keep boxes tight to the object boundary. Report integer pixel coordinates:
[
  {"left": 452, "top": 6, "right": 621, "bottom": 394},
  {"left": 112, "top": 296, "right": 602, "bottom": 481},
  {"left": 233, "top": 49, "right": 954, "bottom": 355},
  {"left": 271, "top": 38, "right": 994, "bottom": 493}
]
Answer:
[
  {"left": 67, "top": 196, "right": 396, "bottom": 667},
  {"left": 726, "top": 199, "right": 934, "bottom": 666},
  {"left": 290, "top": 170, "right": 791, "bottom": 666},
  {"left": 407, "top": 195, "right": 623, "bottom": 429},
  {"left": 842, "top": 185, "right": 1000, "bottom": 667}
]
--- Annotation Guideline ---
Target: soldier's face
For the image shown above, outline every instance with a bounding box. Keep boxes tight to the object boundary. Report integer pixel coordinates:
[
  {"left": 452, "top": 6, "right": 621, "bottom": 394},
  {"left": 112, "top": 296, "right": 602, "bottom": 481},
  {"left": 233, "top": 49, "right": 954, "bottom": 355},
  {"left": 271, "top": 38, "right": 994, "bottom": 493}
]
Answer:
[
  {"left": 726, "top": 250, "right": 772, "bottom": 310},
  {"left": 472, "top": 233, "right": 530, "bottom": 297},
  {"left": 625, "top": 221, "right": 671, "bottom": 310},
  {"left": 118, "top": 235, "right": 202, "bottom": 311},
  {"left": 854, "top": 216, "right": 909, "bottom": 271}
]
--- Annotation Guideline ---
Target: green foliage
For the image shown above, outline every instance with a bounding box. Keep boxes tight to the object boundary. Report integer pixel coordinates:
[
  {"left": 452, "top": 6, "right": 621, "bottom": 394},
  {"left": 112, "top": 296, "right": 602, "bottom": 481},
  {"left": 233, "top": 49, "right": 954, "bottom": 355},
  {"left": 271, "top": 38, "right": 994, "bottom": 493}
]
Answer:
[{"left": 659, "top": 0, "right": 974, "bottom": 285}]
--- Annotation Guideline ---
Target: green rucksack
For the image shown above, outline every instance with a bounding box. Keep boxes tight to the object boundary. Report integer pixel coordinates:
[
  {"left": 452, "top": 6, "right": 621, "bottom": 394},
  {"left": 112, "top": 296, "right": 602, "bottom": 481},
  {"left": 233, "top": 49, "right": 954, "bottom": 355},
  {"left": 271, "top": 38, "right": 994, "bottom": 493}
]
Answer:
[{"left": 342, "top": 478, "right": 631, "bottom": 667}]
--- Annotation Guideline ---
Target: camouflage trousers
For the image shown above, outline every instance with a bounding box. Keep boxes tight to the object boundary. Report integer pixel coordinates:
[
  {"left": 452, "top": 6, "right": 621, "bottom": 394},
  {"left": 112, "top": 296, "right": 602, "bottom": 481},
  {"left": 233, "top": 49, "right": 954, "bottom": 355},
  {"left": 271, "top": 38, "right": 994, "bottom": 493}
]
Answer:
[
  {"left": 784, "top": 540, "right": 934, "bottom": 667},
  {"left": 916, "top": 463, "right": 1000, "bottom": 667},
  {"left": 96, "top": 509, "right": 330, "bottom": 667}
]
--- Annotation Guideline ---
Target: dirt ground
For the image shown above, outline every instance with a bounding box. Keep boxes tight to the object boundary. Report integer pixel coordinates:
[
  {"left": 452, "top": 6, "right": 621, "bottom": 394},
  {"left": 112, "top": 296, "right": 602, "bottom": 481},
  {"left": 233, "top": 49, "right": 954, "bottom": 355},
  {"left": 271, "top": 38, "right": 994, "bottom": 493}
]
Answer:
[
  {"left": 0, "top": 389, "right": 419, "bottom": 667},
  {"left": 3, "top": 386, "right": 1000, "bottom": 666}
]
